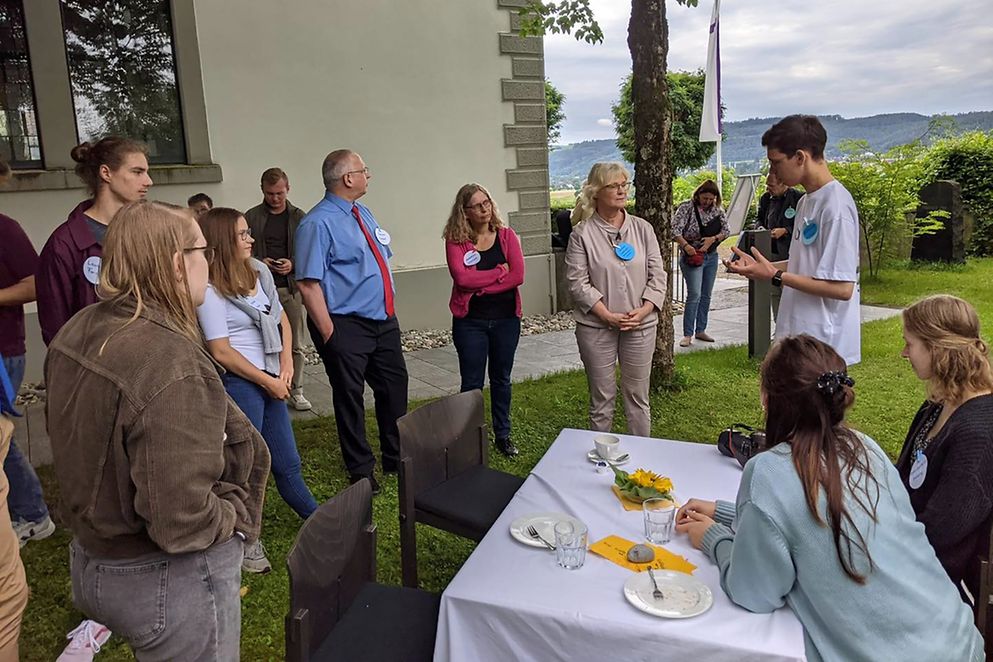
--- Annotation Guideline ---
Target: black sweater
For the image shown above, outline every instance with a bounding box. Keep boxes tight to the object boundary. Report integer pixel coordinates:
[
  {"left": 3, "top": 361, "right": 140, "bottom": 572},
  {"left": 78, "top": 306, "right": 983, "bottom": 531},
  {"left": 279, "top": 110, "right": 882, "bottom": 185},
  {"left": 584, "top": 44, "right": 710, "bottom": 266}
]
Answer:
[{"left": 896, "top": 394, "right": 993, "bottom": 597}]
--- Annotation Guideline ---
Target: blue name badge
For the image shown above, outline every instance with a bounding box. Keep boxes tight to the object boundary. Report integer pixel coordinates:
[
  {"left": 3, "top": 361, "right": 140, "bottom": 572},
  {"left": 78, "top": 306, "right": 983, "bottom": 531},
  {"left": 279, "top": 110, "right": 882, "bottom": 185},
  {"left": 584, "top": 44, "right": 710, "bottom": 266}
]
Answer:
[
  {"left": 784, "top": 207, "right": 796, "bottom": 219},
  {"left": 615, "top": 242, "right": 635, "bottom": 261},
  {"left": 801, "top": 218, "right": 819, "bottom": 246}
]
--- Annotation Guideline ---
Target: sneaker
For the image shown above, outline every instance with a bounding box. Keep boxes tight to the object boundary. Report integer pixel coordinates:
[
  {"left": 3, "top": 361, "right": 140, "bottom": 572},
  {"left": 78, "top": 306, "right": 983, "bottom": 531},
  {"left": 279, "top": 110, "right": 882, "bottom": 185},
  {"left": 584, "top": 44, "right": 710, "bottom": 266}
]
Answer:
[
  {"left": 13, "top": 515, "right": 56, "bottom": 547},
  {"left": 242, "top": 539, "right": 272, "bottom": 574},
  {"left": 495, "top": 438, "right": 519, "bottom": 457},
  {"left": 289, "top": 392, "right": 312, "bottom": 411},
  {"left": 57, "top": 619, "right": 111, "bottom": 661}
]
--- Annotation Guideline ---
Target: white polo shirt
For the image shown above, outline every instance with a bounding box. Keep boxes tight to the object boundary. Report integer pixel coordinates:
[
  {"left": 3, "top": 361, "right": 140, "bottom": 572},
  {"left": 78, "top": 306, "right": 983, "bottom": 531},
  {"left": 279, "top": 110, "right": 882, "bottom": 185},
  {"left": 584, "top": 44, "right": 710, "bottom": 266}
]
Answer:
[{"left": 776, "top": 180, "right": 862, "bottom": 365}]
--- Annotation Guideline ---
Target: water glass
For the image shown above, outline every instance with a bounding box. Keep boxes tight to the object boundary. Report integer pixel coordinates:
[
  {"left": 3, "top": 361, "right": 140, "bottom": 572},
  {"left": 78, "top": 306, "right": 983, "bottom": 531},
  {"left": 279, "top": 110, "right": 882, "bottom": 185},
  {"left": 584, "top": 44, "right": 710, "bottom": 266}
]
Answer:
[
  {"left": 643, "top": 498, "right": 676, "bottom": 545},
  {"left": 554, "top": 520, "right": 588, "bottom": 570}
]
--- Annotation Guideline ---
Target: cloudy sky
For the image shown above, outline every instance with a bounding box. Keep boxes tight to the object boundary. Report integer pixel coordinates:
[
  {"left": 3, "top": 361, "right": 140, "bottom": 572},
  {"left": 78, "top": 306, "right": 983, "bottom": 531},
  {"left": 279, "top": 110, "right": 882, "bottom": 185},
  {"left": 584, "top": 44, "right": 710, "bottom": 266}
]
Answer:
[{"left": 544, "top": 0, "right": 993, "bottom": 144}]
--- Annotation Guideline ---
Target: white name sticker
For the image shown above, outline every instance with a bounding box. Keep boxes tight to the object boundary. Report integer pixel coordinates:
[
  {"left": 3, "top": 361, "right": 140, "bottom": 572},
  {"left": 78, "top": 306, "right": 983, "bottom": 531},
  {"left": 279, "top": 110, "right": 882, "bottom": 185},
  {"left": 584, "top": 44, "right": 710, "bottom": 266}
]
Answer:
[
  {"left": 374, "top": 227, "right": 391, "bottom": 245},
  {"left": 463, "top": 250, "right": 481, "bottom": 266},
  {"left": 909, "top": 452, "right": 928, "bottom": 490}
]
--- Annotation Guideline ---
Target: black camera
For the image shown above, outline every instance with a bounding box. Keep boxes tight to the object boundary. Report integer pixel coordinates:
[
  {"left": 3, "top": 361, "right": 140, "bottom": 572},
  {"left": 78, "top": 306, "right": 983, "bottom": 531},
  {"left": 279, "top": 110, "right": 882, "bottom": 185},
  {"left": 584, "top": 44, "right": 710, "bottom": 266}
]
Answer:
[{"left": 717, "top": 423, "right": 766, "bottom": 468}]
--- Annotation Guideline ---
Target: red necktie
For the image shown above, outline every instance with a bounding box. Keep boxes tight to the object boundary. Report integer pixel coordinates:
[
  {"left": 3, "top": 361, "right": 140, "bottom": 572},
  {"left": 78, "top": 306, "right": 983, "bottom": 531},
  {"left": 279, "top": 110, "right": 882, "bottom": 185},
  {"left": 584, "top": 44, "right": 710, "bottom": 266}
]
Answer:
[{"left": 351, "top": 205, "right": 395, "bottom": 317}]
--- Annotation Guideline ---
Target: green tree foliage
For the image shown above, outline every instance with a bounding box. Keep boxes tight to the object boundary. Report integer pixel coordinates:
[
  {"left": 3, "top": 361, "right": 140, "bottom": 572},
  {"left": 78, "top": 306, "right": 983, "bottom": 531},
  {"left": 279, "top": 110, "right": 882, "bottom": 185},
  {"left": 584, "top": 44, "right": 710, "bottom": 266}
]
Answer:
[
  {"left": 612, "top": 71, "right": 716, "bottom": 172},
  {"left": 545, "top": 79, "right": 566, "bottom": 145},
  {"left": 923, "top": 131, "right": 993, "bottom": 256},
  {"left": 831, "top": 140, "right": 945, "bottom": 278}
]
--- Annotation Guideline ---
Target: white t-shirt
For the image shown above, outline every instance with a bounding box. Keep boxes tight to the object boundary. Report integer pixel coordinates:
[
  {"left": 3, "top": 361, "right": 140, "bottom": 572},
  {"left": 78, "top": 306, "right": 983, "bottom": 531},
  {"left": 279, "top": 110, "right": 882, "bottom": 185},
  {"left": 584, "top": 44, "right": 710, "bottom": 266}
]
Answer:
[
  {"left": 197, "top": 283, "right": 275, "bottom": 371},
  {"left": 776, "top": 180, "right": 862, "bottom": 365}
]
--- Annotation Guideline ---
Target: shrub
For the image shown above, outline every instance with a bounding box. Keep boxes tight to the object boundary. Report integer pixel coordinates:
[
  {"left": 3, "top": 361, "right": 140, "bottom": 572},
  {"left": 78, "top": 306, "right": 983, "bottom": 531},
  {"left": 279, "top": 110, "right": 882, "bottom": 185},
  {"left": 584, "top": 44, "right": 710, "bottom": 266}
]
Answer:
[{"left": 922, "top": 131, "right": 993, "bottom": 255}]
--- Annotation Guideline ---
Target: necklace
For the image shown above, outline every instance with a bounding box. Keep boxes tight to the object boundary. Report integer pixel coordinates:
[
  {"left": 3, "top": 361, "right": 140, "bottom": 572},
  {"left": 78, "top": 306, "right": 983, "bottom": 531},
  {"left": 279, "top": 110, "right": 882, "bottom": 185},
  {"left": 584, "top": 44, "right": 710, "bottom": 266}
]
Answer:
[{"left": 911, "top": 402, "right": 944, "bottom": 456}]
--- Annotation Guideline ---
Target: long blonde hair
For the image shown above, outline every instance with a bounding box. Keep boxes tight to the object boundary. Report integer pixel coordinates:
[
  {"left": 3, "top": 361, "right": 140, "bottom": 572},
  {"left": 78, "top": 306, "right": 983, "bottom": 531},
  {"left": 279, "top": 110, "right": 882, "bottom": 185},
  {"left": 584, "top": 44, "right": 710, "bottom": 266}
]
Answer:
[
  {"left": 570, "top": 162, "right": 631, "bottom": 224},
  {"left": 442, "top": 183, "right": 505, "bottom": 243},
  {"left": 902, "top": 295, "right": 993, "bottom": 404},
  {"left": 99, "top": 200, "right": 202, "bottom": 344}
]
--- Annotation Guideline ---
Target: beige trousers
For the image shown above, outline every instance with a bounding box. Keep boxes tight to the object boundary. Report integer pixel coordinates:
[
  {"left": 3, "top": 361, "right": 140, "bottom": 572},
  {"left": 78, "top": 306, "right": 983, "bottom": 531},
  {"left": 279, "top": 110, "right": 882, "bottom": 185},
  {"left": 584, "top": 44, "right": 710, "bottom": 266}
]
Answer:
[
  {"left": 278, "top": 287, "right": 308, "bottom": 394},
  {"left": 575, "top": 324, "right": 655, "bottom": 438},
  {"left": 0, "top": 418, "right": 27, "bottom": 661}
]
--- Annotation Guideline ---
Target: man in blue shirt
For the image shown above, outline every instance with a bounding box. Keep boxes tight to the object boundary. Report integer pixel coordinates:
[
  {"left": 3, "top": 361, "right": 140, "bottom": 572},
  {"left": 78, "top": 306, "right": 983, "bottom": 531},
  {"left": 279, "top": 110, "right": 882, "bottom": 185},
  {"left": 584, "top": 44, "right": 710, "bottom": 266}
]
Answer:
[{"left": 296, "top": 149, "right": 408, "bottom": 494}]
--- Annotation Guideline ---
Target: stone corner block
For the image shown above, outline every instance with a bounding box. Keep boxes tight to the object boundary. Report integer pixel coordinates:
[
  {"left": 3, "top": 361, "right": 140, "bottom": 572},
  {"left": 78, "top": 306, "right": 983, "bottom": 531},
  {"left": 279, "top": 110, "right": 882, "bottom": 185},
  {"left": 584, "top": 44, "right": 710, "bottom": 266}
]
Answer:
[
  {"left": 506, "top": 168, "right": 549, "bottom": 190},
  {"left": 504, "top": 124, "right": 547, "bottom": 147}
]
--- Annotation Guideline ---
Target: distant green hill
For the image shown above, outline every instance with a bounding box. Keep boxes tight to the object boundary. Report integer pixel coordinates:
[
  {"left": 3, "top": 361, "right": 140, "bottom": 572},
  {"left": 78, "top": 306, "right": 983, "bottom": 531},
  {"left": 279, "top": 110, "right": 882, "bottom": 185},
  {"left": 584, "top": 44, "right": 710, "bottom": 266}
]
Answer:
[{"left": 549, "top": 111, "right": 993, "bottom": 189}]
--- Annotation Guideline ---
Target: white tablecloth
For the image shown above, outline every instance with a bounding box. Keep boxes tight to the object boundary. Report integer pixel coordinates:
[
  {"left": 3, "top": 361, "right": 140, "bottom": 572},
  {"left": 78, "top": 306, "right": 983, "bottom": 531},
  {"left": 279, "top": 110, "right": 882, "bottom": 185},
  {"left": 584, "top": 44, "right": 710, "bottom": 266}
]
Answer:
[{"left": 434, "top": 429, "right": 806, "bottom": 662}]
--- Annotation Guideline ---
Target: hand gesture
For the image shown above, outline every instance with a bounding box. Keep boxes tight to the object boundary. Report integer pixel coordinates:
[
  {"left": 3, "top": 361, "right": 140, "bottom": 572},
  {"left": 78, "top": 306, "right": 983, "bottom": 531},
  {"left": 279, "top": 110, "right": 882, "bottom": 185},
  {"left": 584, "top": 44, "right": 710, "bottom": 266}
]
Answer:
[
  {"left": 279, "top": 357, "right": 294, "bottom": 388},
  {"left": 770, "top": 228, "right": 788, "bottom": 240},
  {"left": 273, "top": 259, "right": 293, "bottom": 276},
  {"left": 682, "top": 244, "right": 698, "bottom": 256},
  {"left": 599, "top": 310, "right": 627, "bottom": 329},
  {"left": 618, "top": 304, "right": 653, "bottom": 331},
  {"left": 675, "top": 509, "right": 716, "bottom": 550},
  {"left": 263, "top": 375, "right": 290, "bottom": 401},
  {"left": 724, "top": 246, "right": 776, "bottom": 281},
  {"left": 676, "top": 498, "right": 716, "bottom": 522}
]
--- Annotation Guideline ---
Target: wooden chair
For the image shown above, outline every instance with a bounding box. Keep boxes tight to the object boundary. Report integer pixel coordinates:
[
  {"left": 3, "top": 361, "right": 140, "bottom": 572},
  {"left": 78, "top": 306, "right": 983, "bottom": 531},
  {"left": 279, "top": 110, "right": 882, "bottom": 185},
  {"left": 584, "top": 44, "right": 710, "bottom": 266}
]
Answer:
[
  {"left": 398, "top": 389, "right": 525, "bottom": 587},
  {"left": 285, "top": 478, "right": 440, "bottom": 662},
  {"left": 974, "top": 514, "right": 993, "bottom": 657}
]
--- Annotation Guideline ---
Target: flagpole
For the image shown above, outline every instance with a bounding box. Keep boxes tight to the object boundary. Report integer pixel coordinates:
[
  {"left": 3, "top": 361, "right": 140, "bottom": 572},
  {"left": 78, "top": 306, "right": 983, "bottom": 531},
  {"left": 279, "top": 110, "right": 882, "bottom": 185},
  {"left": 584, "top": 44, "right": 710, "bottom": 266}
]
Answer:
[{"left": 716, "top": 137, "right": 723, "bottom": 194}]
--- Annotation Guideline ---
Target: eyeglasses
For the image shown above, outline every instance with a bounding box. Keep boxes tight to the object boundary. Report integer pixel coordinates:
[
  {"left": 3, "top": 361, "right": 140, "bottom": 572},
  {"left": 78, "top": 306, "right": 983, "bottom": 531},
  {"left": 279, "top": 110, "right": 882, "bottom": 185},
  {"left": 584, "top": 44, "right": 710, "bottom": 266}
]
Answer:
[
  {"left": 184, "top": 245, "right": 215, "bottom": 263},
  {"left": 602, "top": 182, "right": 630, "bottom": 192},
  {"left": 345, "top": 167, "right": 371, "bottom": 179},
  {"left": 237, "top": 228, "right": 253, "bottom": 240},
  {"left": 464, "top": 199, "right": 493, "bottom": 214}
]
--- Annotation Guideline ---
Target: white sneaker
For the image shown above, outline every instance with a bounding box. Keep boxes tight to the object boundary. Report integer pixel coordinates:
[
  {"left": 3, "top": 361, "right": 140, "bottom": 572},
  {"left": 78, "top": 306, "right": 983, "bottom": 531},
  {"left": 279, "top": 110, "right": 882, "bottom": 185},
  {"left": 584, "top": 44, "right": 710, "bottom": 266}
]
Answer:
[
  {"left": 242, "top": 539, "right": 272, "bottom": 574},
  {"left": 289, "top": 392, "right": 312, "bottom": 411},
  {"left": 13, "top": 515, "right": 56, "bottom": 547},
  {"left": 57, "top": 619, "right": 111, "bottom": 661}
]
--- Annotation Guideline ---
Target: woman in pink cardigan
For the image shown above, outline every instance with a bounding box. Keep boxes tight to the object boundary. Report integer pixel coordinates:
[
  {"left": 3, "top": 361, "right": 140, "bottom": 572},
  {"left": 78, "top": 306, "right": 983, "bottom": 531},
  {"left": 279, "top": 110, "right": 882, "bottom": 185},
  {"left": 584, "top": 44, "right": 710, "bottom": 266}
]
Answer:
[{"left": 443, "top": 184, "right": 526, "bottom": 456}]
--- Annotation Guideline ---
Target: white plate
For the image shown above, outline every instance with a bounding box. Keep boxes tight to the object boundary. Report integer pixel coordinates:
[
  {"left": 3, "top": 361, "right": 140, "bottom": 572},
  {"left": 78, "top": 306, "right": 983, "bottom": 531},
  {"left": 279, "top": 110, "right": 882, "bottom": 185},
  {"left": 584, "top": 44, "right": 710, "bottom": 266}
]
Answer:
[
  {"left": 623, "top": 570, "right": 714, "bottom": 618},
  {"left": 587, "top": 449, "right": 630, "bottom": 466},
  {"left": 509, "top": 512, "right": 582, "bottom": 548}
]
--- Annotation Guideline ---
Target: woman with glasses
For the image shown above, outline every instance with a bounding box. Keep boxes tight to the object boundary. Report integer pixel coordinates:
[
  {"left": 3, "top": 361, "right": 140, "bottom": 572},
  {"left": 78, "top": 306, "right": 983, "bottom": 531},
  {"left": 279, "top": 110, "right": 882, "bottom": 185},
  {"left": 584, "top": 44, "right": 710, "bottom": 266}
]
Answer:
[
  {"left": 196, "top": 208, "right": 319, "bottom": 573},
  {"left": 443, "top": 184, "right": 525, "bottom": 457},
  {"left": 565, "top": 163, "right": 666, "bottom": 438},
  {"left": 672, "top": 179, "right": 729, "bottom": 347},
  {"left": 45, "top": 201, "right": 270, "bottom": 659}
]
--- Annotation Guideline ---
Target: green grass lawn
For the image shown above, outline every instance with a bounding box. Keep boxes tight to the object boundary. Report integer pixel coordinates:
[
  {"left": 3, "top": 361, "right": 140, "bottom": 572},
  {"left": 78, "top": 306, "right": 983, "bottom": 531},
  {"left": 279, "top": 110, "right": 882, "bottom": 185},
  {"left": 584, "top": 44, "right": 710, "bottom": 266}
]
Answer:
[{"left": 19, "top": 258, "right": 993, "bottom": 660}]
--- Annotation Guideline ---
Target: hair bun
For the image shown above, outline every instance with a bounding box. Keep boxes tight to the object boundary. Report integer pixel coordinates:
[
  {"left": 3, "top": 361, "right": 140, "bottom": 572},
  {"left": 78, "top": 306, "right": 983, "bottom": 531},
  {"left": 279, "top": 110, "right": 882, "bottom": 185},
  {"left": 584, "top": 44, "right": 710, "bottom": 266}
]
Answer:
[{"left": 70, "top": 142, "right": 93, "bottom": 164}]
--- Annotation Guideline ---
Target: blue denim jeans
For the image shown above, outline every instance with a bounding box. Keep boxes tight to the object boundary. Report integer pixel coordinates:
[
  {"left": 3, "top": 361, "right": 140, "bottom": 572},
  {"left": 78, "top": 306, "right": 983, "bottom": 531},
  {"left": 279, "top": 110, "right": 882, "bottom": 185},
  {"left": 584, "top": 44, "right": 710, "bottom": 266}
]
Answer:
[
  {"left": 2, "top": 355, "right": 49, "bottom": 523},
  {"left": 452, "top": 317, "right": 521, "bottom": 440},
  {"left": 70, "top": 536, "right": 243, "bottom": 661},
  {"left": 222, "top": 373, "right": 317, "bottom": 519},
  {"left": 679, "top": 251, "right": 720, "bottom": 337}
]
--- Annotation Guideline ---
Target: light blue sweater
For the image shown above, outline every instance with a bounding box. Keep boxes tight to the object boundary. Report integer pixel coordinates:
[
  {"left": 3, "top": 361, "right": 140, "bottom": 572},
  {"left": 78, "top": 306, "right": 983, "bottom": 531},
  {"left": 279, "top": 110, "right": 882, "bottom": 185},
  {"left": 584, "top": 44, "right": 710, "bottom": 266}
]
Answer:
[{"left": 702, "top": 433, "right": 983, "bottom": 662}]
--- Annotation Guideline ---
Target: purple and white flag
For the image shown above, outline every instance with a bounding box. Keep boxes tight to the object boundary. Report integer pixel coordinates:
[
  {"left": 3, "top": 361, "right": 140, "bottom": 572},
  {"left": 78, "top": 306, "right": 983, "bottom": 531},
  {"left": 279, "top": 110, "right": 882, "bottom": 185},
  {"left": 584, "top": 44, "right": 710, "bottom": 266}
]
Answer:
[{"left": 699, "top": 0, "right": 722, "bottom": 142}]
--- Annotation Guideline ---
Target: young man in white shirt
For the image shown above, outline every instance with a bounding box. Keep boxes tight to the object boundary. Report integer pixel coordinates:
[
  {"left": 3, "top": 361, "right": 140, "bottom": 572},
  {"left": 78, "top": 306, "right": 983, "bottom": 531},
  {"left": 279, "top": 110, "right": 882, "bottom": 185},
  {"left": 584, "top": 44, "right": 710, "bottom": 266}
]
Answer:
[{"left": 727, "top": 114, "right": 861, "bottom": 365}]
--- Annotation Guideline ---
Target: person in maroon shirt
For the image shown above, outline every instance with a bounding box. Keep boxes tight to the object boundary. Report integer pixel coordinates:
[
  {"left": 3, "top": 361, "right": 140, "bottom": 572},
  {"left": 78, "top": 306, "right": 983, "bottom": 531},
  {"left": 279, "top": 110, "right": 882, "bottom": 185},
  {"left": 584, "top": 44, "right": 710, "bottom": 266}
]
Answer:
[
  {"left": 0, "top": 157, "right": 54, "bottom": 547},
  {"left": 36, "top": 137, "right": 152, "bottom": 345}
]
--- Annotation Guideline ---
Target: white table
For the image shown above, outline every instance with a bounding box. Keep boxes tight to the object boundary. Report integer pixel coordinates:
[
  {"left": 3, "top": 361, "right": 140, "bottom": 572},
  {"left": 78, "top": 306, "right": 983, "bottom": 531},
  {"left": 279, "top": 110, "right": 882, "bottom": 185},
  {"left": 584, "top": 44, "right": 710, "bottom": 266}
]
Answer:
[{"left": 434, "top": 429, "right": 806, "bottom": 662}]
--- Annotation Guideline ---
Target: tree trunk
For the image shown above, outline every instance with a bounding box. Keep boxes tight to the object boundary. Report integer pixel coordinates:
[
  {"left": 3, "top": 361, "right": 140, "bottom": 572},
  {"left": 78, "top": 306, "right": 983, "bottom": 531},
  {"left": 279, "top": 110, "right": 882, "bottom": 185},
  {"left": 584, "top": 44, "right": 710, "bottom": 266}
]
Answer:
[{"left": 628, "top": 0, "right": 676, "bottom": 390}]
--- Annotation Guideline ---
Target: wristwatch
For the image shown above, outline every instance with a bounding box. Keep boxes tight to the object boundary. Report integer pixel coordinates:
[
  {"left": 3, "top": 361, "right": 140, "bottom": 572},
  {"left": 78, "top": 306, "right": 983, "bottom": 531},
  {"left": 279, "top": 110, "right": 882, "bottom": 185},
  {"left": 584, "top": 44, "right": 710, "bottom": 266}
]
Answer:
[{"left": 771, "top": 270, "right": 784, "bottom": 288}]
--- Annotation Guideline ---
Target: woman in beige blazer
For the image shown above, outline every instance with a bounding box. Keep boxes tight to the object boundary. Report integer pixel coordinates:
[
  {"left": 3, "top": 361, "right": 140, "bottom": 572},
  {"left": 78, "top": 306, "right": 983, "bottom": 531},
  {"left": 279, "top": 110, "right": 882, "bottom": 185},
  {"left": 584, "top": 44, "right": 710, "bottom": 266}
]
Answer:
[{"left": 565, "top": 163, "right": 666, "bottom": 437}]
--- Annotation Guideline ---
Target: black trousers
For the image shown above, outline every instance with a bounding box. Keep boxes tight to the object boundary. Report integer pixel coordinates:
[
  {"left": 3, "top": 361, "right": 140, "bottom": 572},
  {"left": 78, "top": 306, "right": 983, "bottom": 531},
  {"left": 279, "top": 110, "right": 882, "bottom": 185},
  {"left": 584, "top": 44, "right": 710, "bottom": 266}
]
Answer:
[{"left": 309, "top": 314, "right": 408, "bottom": 477}]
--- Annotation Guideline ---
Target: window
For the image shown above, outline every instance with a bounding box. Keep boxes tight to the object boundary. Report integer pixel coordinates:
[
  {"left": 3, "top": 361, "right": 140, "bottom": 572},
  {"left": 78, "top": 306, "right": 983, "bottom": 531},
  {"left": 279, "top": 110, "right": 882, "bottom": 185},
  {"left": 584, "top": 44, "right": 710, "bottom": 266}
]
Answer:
[
  {"left": 60, "top": 0, "right": 186, "bottom": 164},
  {"left": 0, "top": 0, "right": 43, "bottom": 168}
]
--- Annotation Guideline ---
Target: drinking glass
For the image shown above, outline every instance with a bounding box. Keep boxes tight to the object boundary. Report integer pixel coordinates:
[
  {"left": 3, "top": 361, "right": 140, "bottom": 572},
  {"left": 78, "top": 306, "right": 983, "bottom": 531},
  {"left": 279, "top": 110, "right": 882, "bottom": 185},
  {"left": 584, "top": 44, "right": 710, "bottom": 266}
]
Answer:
[
  {"left": 554, "top": 520, "right": 588, "bottom": 570},
  {"left": 643, "top": 498, "right": 676, "bottom": 545}
]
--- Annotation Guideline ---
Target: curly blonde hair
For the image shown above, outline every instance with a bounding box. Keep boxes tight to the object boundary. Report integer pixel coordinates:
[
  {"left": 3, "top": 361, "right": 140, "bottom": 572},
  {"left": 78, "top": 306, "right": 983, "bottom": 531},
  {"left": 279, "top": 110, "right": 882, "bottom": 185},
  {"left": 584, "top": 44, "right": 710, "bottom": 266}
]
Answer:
[
  {"left": 570, "top": 162, "right": 630, "bottom": 225},
  {"left": 442, "top": 183, "right": 505, "bottom": 243},
  {"left": 902, "top": 295, "right": 993, "bottom": 404}
]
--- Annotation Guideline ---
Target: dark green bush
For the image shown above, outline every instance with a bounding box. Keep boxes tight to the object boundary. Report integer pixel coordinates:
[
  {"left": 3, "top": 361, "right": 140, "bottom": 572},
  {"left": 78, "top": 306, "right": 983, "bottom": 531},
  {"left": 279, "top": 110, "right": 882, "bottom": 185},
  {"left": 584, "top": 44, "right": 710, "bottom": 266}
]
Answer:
[{"left": 923, "top": 131, "right": 993, "bottom": 255}]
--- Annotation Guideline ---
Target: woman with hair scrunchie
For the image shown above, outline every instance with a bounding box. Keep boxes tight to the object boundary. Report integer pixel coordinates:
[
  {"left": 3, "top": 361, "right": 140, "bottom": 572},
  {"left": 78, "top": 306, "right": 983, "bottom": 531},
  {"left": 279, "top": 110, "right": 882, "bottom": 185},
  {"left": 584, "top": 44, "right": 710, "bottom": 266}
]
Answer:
[
  {"left": 674, "top": 334, "right": 983, "bottom": 661},
  {"left": 897, "top": 294, "right": 993, "bottom": 602},
  {"left": 565, "top": 163, "right": 666, "bottom": 438},
  {"left": 671, "top": 179, "right": 729, "bottom": 348}
]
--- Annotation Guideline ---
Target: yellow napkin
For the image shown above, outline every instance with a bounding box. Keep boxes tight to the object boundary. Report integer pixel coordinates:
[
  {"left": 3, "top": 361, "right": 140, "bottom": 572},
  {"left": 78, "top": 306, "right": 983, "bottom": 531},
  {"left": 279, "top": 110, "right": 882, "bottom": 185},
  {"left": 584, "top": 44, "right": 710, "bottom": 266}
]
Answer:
[
  {"left": 589, "top": 535, "right": 697, "bottom": 575},
  {"left": 611, "top": 485, "right": 678, "bottom": 511}
]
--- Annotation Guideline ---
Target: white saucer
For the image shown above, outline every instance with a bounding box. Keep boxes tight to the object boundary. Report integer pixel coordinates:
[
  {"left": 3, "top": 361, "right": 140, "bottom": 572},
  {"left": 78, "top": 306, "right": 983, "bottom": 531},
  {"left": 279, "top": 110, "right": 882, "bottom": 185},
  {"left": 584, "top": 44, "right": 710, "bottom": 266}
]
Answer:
[
  {"left": 587, "top": 449, "right": 630, "bottom": 466},
  {"left": 623, "top": 570, "right": 713, "bottom": 618},
  {"left": 509, "top": 512, "right": 582, "bottom": 548}
]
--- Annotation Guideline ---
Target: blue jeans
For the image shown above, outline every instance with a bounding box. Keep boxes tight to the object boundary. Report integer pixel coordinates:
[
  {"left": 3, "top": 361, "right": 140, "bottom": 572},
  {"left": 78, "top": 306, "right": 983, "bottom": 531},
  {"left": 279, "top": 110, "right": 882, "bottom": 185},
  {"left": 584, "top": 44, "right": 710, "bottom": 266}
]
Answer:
[
  {"left": 2, "top": 355, "right": 49, "bottom": 523},
  {"left": 679, "top": 251, "right": 719, "bottom": 337},
  {"left": 222, "top": 373, "right": 317, "bottom": 519},
  {"left": 452, "top": 317, "right": 521, "bottom": 440}
]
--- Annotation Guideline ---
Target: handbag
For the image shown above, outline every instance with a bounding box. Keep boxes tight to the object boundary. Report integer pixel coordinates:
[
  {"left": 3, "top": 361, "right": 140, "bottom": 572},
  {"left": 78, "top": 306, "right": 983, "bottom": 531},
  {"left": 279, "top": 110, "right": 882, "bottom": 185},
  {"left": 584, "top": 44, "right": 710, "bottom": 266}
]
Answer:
[
  {"left": 685, "top": 251, "right": 705, "bottom": 267},
  {"left": 716, "top": 423, "right": 765, "bottom": 468}
]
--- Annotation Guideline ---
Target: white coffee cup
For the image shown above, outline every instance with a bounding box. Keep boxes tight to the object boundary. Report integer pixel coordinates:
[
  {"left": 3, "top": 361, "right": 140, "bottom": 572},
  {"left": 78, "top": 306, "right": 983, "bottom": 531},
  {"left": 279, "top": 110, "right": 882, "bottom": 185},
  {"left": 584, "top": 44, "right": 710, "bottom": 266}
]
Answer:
[{"left": 594, "top": 434, "right": 620, "bottom": 460}]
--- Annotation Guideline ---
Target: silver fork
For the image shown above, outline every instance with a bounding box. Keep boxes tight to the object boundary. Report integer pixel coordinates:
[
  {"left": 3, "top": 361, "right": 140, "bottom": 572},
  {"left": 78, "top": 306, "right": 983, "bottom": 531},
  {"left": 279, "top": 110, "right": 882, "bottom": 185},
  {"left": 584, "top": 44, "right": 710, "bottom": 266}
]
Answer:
[
  {"left": 648, "top": 568, "right": 664, "bottom": 601},
  {"left": 526, "top": 524, "right": 556, "bottom": 550}
]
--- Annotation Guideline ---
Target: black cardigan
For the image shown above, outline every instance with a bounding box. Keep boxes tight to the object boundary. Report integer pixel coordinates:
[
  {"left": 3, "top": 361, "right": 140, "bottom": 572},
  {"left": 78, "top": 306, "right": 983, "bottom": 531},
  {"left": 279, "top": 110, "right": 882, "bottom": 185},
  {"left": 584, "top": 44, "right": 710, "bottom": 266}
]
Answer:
[{"left": 896, "top": 394, "right": 993, "bottom": 597}]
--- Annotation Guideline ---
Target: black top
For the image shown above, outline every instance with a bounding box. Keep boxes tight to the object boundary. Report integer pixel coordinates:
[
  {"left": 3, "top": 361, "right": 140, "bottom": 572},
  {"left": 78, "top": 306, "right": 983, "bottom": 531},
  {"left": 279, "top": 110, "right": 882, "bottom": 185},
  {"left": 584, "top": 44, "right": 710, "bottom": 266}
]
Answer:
[
  {"left": 263, "top": 209, "right": 290, "bottom": 287},
  {"left": 85, "top": 216, "right": 108, "bottom": 245},
  {"left": 466, "top": 240, "right": 516, "bottom": 320},
  {"left": 895, "top": 394, "right": 993, "bottom": 597},
  {"left": 756, "top": 188, "right": 803, "bottom": 260}
]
